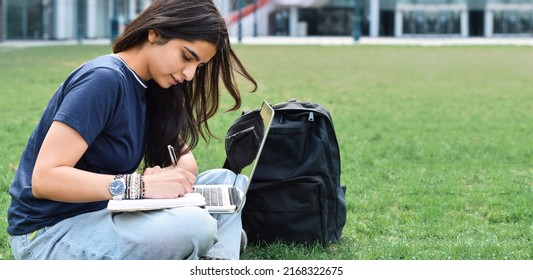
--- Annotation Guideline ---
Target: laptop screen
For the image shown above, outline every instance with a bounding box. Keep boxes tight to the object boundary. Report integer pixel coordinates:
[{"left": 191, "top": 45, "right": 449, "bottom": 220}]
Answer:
[{"left": 237, "top": 101, "right": 275, "bottom": 200}]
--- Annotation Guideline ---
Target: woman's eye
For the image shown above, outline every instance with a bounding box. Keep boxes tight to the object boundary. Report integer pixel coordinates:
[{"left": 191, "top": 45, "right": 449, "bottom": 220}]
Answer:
[{"left": 182, "top": 53, "right": 191, "bottom": 62}]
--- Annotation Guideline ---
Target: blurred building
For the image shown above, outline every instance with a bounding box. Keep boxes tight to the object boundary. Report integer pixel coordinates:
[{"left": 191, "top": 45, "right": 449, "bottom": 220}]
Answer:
[
  {"left": 0, "top": 0, "right": 532, "bottom": 42},
  {"left": 225, "top": 0, "right": 533, "bottom": 38},
  {"left": 0, "top": 0, "right": 151, "bottom": 41}
]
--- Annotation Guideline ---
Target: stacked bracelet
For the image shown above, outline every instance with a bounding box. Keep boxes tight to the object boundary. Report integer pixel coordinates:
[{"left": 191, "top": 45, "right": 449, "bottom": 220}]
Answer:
[{"left": 122, "top": 173, "right": 143, "bottom": 200}]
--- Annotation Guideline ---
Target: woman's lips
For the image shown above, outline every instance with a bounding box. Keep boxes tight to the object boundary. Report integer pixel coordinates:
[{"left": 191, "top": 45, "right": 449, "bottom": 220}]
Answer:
[{"left": 171, "top": 75, "right": 183, "bottom": 85}]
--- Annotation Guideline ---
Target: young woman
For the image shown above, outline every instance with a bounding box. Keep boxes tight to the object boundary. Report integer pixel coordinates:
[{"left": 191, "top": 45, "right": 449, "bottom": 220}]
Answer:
[{"left": 7, "top": 0, "right": 256, "bottom": 260}]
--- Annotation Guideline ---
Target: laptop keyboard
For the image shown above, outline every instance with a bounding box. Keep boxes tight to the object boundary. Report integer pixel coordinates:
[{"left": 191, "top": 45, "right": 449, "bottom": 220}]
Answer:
[{"left": 194, "top": 187, "right": 223, "bottom": 206}]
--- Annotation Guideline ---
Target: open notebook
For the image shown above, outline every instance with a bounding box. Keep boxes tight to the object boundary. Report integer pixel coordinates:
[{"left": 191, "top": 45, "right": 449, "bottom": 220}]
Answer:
[
  {"left": 107, "top": 100, "right": 274, "bottom": 213},
  {"left": 107, "top": 193, "right": 205, "bottom": 212}
]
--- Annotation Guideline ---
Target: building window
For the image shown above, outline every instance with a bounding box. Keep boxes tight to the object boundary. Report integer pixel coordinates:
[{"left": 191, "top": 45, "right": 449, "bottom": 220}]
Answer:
[
  {"left": 269, "top": 9, "right": 289, "bottom": 36},
  {"left": 493, "top": 10, "right": 533, "bottom": 35},
  {"left": 402, "top": 10, "right": 461, "bottom": 35},
  {"left": 6, "top": 0, "right": 46, "bottom": 39}
]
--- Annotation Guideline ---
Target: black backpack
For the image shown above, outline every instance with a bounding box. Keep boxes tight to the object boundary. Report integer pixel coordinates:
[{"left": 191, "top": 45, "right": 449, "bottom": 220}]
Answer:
[{"left": 223, "top": 99, "right": 347, "bottom": 245}]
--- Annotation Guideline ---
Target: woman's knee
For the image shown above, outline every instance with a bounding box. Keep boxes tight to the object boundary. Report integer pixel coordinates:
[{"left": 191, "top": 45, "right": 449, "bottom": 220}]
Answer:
[
  {"left": 144, "top": 207, "right": 217, "bottom": 259},
  {"left": 174, "top": 207, "right": 218, "bottom": 245},
  {"left": 110, "top": 207, "right": 217, "bottom": 259}
]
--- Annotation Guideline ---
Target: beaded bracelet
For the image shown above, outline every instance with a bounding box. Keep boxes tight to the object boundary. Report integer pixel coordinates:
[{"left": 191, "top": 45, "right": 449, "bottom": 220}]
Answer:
[
  {"left": 130, "top": 173, "right": 139, "bottom": 200},
  {"left": 140, "top": 174, "right": 146, "bottom": 199},
  {"left": 124, "top": 174, "right": 131, "bottom": 200}
]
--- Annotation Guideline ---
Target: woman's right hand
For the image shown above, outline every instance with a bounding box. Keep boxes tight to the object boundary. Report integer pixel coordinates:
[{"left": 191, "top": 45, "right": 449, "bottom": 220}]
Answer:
[{"left": 142, "top": 166, "right": 196, "bottom": 198}]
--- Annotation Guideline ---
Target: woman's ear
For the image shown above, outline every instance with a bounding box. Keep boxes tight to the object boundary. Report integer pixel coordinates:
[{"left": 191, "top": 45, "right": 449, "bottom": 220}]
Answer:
[{"left": 148, "top": 30, "right": 160, "bottom": 43}]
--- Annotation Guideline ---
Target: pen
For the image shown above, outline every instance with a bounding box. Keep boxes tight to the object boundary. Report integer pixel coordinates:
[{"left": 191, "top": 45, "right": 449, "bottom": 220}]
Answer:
[{"left": 167, "top": 145, "right": 177, "bottom": 166}]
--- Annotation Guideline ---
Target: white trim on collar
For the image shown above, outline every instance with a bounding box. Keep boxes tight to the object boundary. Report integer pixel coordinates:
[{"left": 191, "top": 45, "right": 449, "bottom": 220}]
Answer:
[{"left": 111, "top": 54, "right": 147, "bottom": 89}]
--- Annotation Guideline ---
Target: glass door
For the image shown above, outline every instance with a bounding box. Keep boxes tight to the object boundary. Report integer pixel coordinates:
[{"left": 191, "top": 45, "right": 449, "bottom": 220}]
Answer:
[{"left": 6, "top": 0, "right": 51, "bottom": 40}]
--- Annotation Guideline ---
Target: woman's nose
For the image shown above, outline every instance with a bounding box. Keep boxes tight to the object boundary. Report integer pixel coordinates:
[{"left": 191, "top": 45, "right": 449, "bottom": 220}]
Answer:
[{"left": 183, "top": 65, "right": 197, "bottom": 81}]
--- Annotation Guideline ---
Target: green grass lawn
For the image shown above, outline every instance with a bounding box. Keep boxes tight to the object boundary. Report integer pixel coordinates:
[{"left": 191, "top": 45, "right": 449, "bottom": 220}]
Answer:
[{"left": 0, "top": 43, "right": 532, "bottom": 260}]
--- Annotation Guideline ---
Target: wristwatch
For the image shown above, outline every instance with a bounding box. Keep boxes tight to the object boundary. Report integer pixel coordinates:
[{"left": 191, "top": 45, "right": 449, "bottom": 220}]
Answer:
[{"left": 108, "top": 175, "right": 126, "bottom": 200}]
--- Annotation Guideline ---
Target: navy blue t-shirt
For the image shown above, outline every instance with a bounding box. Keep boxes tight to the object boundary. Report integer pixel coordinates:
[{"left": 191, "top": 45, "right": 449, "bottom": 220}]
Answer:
[{"left": 7, "top": 55, "right": 147, "bottom": 235}]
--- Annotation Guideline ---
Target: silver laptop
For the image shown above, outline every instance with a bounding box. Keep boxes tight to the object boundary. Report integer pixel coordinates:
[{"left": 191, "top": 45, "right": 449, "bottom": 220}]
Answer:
[{"left": 193, "top": 101, "right": 274, "bottom": 214}]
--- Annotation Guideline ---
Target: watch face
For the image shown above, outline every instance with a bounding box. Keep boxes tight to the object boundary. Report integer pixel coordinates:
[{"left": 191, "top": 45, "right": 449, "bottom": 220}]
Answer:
[{"left": 109, "top": 179, "right": 126, "bottom": 196}]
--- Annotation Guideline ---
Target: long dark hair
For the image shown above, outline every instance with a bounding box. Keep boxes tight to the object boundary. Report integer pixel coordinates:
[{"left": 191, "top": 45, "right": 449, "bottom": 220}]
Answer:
[{"left": 112, "top": 0, "right": 257, "bottom": 168}]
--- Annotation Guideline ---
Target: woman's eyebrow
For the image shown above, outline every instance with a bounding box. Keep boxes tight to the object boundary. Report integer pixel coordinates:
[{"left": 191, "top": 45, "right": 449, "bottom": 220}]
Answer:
[{"left": 184, "top": 46, "right": 200, "bottom": 62}]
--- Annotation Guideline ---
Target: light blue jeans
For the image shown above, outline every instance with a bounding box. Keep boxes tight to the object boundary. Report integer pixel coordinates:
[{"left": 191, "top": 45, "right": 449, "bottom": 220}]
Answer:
[{"left": 9, "top": 169, "right": 246, "bottom": 260}]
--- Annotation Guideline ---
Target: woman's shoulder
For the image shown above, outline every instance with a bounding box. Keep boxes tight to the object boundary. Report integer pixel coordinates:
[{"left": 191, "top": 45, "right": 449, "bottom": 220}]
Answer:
[
  {"left": 66, "top": 55, "right": 128, "bottom": 87},
  {"left": 77, "top": 55, "right": 143, "bottom": 87},
  {"left": 81, "top": 54, "right": 124, "bottom": 74}
]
